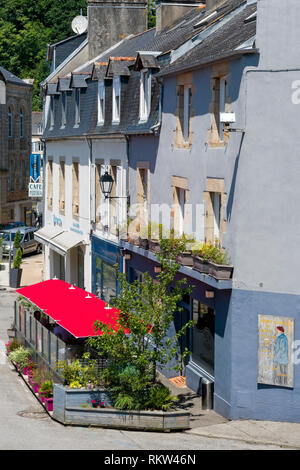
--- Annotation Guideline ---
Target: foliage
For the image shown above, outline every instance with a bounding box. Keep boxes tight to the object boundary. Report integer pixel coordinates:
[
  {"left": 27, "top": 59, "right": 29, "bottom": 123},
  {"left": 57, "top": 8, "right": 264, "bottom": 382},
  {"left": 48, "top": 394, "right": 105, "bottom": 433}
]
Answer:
[
  {"left": 9, "top": 346, "right": 33, "bottom": 369},
  {"left": 40, "top": 379, "right": 53, "bottom": 398},
  {"left": 6, "top": 338, "right": 20, "bottom": 353},
  {"left": 88, "top": 239, "right": 194, "bottom": 410},
  {"left": 192, "top": 242, "right": 230, "bottom": 265},
  {"left": 56, "top": 354, "right": 101, "bottom": 388},
  {"left": 17, "top": 296, "right": 33, "bottom": 311},
  {"left": 32, "top": 366, "right": 54, "bottom": 386},
  {"left": 69, "top": 380, "right": 83, "bottom": 389},
  {"left": 0, "top": 0, "right": 87, "bottom": 110},
  {"left": 13, "top": 230, "right": 21, "bottom": 249},
  {"left": 144, "top": 383, "right": 178, "bottom": 411},
  {"left": 147, "top": 0, "right": 156, "bottom": 28},
  {"left": 13, "top": 248, "right": 22, "bottom": 269}
]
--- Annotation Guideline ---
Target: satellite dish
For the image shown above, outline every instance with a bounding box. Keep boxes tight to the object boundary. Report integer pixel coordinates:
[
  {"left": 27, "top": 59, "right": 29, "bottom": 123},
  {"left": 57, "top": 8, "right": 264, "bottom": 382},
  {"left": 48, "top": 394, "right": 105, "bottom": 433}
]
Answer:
[{"left": 71, "top": 15, "right": 88, "bottom": 35}]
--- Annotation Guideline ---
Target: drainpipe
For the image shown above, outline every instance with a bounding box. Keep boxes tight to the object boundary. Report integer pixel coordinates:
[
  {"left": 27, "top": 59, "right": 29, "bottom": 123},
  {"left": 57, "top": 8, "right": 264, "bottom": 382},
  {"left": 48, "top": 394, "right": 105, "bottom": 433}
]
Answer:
[{"left": 85, "top": 134, "right": 93, "bottom": 291}]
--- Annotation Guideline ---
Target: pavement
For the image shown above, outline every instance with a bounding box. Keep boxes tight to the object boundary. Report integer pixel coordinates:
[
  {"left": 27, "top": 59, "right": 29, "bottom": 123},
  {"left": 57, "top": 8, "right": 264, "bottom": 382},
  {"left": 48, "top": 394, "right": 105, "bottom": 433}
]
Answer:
[
  {"left": 20, "top": 252, "right": 43, "bottom": 287},
  {"left": 0, "top": 255, "right": 300, "bottom": 449}
]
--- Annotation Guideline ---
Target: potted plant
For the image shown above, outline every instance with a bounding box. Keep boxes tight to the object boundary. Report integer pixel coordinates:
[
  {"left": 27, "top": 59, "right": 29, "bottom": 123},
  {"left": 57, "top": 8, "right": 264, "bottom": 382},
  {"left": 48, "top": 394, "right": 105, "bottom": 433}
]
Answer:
[
  {"left": 192, "top": 243, "right": 210, "bottom": 274},
  {"left": 192, "top": 243, "right": 233, "bottom": 279},
  {"left": 9, "top": 248, "right": 23, "bottom": 288},
  {"left": 40, "top": 380, "right": 54, "bottom": 412}
]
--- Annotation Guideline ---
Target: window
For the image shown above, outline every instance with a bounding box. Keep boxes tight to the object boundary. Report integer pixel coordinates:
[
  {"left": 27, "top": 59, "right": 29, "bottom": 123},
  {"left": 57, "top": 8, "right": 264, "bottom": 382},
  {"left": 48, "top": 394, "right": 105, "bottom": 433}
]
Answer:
[
  {"left": 175, "top": 83, "right": 193, "bottom": 148},
  {"left": 97, "top": 81, "right": 105, "bottom": 125},
  {"left": 8, "top": 106, "right": 13, "bottom": 138},
  {"left": 75, "top": 89, "right": 80, "bottom": 126},
  {"left": 192, "top": 300, "right": 215, "bottom": 376},
  {"left": 137, "top": 165, "right": 150, "bottom": 228},
  {"left": 20, "top": 109, "right": 24, "bottom": 138},
  {"left": 59, "top": 160, "right": 65, "bottom": 213},
  {"left": 61, "top": 92, "right": 67, "bottom": 128},
  {"left": 209, "top": 74, "right": 228, "bottom": 145},
  {"left": 47, "top": 160, "right": 53, "bottom": 209},
  {"left": 72, "top": 161, "right": 79, "bottom": 217},
  {"left": 172, "top": 176, "right": 188, "bottom": 237},
  {"left": 20, "top": 160, "right": 25, "bottom": 190},
  {"left": 9, "top": 160, "right": 13, "bottom": 191},
  {"left": 204, "top": 178, "right": 225, "bottom": 244},
  {"left": 112, "top": 77, "right": 120, "bottom": 123},
  {"left": 139, "top": 70, "right": 151, "bottom": 121}
]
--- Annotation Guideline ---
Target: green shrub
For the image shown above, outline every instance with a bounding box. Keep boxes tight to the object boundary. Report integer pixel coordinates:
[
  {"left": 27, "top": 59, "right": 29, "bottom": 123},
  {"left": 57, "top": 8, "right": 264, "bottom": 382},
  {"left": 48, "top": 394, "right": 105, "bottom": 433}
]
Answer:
[
  {"left": 56, "top": 356, "right": 101, "bottom": 388},
  {"left": 9, "top": 346, "right": 33, "bottom": 369},
  {"left": 7, "top": 338, "right": 20, "bottom": 353},
  {"left": 13, "top": 248, "right": 22, "bottom": 269},
  {"left": 32, "top": 367, "right": 54, "bottom": 386},
  {"left": 40, "top": 379, "right": 53, "bottom": 398},
  {"left": 13, "top": 230, "right": 22, "bottom": 249},
  {"left": 144, "top": 384, "right": 178, "bottom": 411}
]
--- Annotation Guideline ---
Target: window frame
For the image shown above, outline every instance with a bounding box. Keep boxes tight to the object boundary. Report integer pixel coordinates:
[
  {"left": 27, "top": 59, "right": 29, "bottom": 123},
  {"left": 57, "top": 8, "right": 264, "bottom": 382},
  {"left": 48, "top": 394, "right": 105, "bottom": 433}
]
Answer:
[
  {"left": 139, "top": 69, "right": 151, "bottom": 122},
  {"left": 97, "top": 80, "right": 105, "bottom": 125},
  {"left": 75, "top": 88, "right": 81, "bottom": 126},
  {"left": 112, "top": 76, "right": 120, "bottom": 124},
  {"left": 8, "top": 106, "right": 13, "bottom": 138},
  {"left": 20, "top": 108, "right": 24, "bottom": 138}
]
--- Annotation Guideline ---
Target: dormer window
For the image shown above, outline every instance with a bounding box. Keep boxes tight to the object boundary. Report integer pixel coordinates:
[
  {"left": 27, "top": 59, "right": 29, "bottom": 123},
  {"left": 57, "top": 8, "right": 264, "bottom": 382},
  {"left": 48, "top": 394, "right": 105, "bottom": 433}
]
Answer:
[
  {"left": 97, "top": 80, "right": 105, "bottom": 125},
  {"left": 112, "top": 76, "right": 120, "bottom": 124},
  {"left": 75, "top": 88, "right": 80, "bottom": 126},
  {"left": 139, "top": 70, "right": 151, "bottom": 121}
]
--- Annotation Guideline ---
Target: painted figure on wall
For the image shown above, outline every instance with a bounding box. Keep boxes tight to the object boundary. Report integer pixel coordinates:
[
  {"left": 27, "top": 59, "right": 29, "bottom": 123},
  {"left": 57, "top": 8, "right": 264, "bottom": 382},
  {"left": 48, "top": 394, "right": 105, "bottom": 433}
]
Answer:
[{"left": 274, "top": 326, "right": 289, "bottom": 385}]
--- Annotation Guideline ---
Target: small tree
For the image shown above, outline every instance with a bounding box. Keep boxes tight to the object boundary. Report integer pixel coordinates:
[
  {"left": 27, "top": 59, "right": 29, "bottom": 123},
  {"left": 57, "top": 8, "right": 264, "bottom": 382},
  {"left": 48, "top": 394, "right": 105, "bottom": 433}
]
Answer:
[
  {"left": 13, "top": 230, "right": 22, "bottom": 249},
  {"left": 88, "top": 237, "right": 194, "bottom": 410},
  {"left": 13, "top": 248, "right": 22, "bottom": 270}
]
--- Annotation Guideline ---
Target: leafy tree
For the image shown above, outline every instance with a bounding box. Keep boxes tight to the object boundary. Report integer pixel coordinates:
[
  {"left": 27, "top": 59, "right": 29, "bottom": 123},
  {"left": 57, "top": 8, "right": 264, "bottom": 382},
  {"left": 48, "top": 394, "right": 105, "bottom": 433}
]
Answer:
[
  {"left": 0, "top": 0, "right": 87, "bottom": 110},
  {"left": 88, "top": 237, "right": 194, "bottom": 410}
]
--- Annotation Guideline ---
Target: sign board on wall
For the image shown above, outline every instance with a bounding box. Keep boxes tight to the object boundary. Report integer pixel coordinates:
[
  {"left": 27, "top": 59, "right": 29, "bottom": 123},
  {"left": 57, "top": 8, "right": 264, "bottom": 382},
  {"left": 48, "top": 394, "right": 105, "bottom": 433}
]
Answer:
[
  {"left": 258, "top": 315, "right": 294, "bottom": 388},
  {"left": 29, "top": 153, "right": 43, "bottom": 198}
]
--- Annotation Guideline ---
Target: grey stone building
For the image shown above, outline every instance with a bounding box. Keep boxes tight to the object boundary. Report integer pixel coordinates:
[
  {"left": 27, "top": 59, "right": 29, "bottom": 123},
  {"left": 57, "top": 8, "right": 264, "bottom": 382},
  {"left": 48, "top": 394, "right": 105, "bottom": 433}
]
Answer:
[
  {"left": 40, "top": 0, "right": 300, "bottom": 423},
  {"left": 0, "top": 67, "right": 33, "bottom": 225}
]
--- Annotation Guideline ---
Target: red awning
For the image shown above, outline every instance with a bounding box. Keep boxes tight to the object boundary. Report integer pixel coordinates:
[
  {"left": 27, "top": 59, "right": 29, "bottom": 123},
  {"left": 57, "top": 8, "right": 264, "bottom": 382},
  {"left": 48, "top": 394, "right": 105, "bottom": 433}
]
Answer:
[{"left": 16, "top": 279, "right": 122, "bottom": 338}]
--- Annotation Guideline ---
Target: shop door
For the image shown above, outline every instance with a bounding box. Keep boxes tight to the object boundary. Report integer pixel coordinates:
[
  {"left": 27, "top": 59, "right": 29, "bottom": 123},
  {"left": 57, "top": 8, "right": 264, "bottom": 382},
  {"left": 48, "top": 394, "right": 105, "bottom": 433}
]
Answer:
[{"left": 174, "top": 305, "right": 191, "bottom": 375}]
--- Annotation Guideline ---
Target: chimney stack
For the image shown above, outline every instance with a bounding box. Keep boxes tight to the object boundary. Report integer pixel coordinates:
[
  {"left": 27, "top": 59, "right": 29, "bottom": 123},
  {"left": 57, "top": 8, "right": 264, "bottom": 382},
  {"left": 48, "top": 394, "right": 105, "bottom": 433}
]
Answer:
[
  {"left": 88, "top": 0, "right": 148, "bottom": 60},
  {"left": 156, "top": 1, "right": 204, "bottom": 34}
]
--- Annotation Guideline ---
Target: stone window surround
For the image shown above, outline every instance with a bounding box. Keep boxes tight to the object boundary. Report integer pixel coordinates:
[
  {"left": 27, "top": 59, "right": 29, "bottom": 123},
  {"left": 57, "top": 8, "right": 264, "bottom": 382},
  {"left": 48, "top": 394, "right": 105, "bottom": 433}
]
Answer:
[
  {"left": 208, "top": 62, "right": 231, "bottom": 148},
  {"left": 47, "top": 158, "right": 53, "bottom": 210},
  {"left": 171, "top": 175, "right": 190, "bottom": 236},
  {"left": 72, "top": 158, "right": 80, "bottom": 219},
  {"left": 59, "top": 157, "right": 66, "bottom": 215},
  {"left": 174, "top": 73, "right": 195, "bottom": 149},
  {"left": 204, "top": 177, "right": 227, "bottom": 245}
]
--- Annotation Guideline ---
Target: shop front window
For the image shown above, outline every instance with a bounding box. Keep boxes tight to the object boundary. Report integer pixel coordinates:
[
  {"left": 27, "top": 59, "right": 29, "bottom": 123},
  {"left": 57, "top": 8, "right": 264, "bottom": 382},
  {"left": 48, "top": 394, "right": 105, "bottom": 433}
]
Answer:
[
  {"left": 95, "top": 256, "right": 117, "bottom": 303},
  {"left": 192, "top": 299, "right": 215, "bottom": 376}
]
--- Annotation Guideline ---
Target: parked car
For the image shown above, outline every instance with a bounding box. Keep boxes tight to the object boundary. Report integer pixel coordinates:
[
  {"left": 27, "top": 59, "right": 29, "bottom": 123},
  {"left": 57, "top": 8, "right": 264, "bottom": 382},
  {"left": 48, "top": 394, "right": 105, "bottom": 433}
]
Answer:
[{"left": 0, "top": 227, "right": 42, "bottom": 257}]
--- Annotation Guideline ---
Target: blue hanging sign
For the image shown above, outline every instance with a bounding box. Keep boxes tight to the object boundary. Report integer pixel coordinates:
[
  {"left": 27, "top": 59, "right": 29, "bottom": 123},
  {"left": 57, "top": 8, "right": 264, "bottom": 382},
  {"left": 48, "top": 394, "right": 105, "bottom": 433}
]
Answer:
[{"left": 29, "top": 154, "right": 43, "bottom": 197}]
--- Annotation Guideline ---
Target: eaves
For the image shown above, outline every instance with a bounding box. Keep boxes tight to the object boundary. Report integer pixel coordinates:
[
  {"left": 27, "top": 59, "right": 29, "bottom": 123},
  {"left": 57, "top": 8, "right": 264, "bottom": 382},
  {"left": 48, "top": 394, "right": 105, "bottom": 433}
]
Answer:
[{"left": 158, "top": 48, "right": 259, "bottom": 78}]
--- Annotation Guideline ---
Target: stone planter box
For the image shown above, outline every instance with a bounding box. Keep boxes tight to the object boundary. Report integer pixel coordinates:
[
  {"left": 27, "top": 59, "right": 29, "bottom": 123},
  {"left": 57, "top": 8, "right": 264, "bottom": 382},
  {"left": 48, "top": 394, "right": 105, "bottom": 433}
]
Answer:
[
  {"left": 208, "top": 260, "right": 233, "bottom": 280},
  {"left": 192, "top": 256, "right": 210, "bottom": 274},
  {"left": 53, "top": 384, "right": 190, "bottom": 431},
  {"left": 177, "top": 252, "right": 193, "bottom": 266}
]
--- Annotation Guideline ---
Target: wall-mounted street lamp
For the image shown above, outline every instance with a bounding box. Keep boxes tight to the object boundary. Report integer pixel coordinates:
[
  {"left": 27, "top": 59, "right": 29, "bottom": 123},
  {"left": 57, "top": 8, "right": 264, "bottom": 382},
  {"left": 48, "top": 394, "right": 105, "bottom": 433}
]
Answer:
[{"left": 100, "top": 171, "right": 129, "bottom": 203}]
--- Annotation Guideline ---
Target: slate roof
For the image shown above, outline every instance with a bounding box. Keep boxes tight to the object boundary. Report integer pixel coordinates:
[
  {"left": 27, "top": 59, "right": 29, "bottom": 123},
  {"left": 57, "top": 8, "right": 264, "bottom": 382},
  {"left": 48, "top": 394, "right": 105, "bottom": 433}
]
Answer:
[
  {"left": 0, "top": 66, "right": 33, "bottom": 87},
  {"left": 43, "top": 0, "right": 258, "bottom": 140},
  {"left": 47, "top": 33, "right": 87, "bottom": 69},
  {"left": 32, "top": 112, "right": 43, "bottom": 135},
  {"left": 159, "top": 1, "right": 257, "bottom": 76}
]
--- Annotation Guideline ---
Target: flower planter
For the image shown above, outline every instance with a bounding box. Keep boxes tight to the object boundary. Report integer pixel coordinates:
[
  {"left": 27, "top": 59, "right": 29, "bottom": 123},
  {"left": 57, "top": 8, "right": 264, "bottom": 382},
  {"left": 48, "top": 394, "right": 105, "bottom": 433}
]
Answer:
[
  {"left": 7, "top": 328, "right": 15, "bottom": 340},
  {"left": 208, "top": 260, "right": 233, "bottom": 280},
  {"left": 138, "top": 237, "right": 149, "bottom": 250},
  {"left": 39, "top": 392, "right": 45, "bottom": 404},
  {"left": 177, "top": 251, "right": 193, "bottom": 266},
  {"left": 192, "top": 256, "right": 210, "bottom": 274},
  {"left": 9, "top": 268, "right": 22, "bottom": 288},
  {"left": 44, "top": 397, "right": 53, "bottom": 412}
]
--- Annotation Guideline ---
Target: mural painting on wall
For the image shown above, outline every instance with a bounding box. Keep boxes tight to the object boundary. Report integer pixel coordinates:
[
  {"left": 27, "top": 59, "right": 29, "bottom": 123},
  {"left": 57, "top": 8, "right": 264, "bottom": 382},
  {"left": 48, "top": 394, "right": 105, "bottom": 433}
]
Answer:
[{"left": 258, "top": 315, "right": 294, "bottom": 388}]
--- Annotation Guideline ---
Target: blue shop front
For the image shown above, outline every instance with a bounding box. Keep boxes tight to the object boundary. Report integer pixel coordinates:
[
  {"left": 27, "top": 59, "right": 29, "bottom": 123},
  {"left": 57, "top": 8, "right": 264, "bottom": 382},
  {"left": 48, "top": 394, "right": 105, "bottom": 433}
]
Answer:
[{"left": 91, "top": 235, "right": 122, "bottom": 302}]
